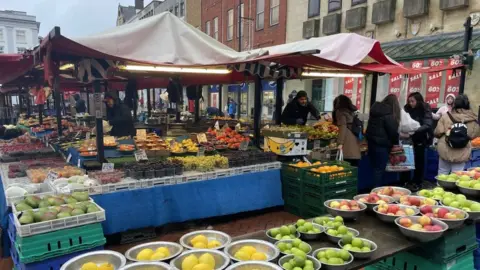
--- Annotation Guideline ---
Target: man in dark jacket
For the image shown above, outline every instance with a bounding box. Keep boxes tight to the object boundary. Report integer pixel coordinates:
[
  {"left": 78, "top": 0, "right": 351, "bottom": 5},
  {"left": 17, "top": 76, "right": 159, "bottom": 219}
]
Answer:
[
  {"left": 74, "top": 94, "right": 86, "bottom": 114},
  {"left": 104, "top": 92, "right": 135, "bottom": 137},
  {"left": 281, "top": 91, "right": 320, "bottom": 125}
]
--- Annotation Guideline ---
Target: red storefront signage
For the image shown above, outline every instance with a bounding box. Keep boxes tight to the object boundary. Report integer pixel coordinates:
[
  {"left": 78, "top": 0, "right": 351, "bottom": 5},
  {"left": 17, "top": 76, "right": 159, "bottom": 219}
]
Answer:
[
  {"left": 388, "top": 74, "right": 402, "bottom": 98},
  {"left": 407, "top": 61, "right": 423, "bottom": 95},
  {"left": 356, "top": 78, "right": 362, "bottom": 109},
  {"left": 344, "top": 77, "right": 354, "bottom": 99},
  {"left": 425, "top": 59, "right": 444, "bottom": 108},
  {"left": 444, "top": 58, "right": 462, "bottom": 102}
]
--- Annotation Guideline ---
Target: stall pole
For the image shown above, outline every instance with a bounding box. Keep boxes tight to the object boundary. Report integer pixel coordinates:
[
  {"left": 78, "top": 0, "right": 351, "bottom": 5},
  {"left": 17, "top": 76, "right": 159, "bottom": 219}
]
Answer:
[
  {"left": 152, "top": 88, "right": 156, "bottom": 110},
  {"left": 459, "top": 16, "right": 473, "bottom": 94},
  {"left": 38, "top": 104, "right": 43, "bottom": 125},
  {"left": 54, "top": 77, "right": 62, "bottom": 134},
  {"left": 195, "top": 85, "right": 201, "bottom": 123},
  {"left": 253, "top": 76, "right": 262, "bottom": 148},
  {"left": 369, "top": 73, "right": 379, "bottom": 108},
  {"left": 18, "top": 90, "right": 23, "bottom": 115},
  {"left": 218, "top": 85, "right": 223, "bottom": 116},
  {"left": 147, "top": 88, "right": 152, "bottom": 117},
  {"left": 46, "top": 97, "right": 50, "bottom": 111},
  {"left": 26, "top": 92, "right": 31, "bottom": 118},
  {"left": 93, "top": 81, "right": 105, "bottom": 162},
  {"left": 237, "top": 5, "right": 243, "bottom": 119},
  {"left": 61, "top": 93, "right": 66, "bottom": 116},
  {"left": 133, "top": 90, "right": 138, "bottom": 122},
  {"left": 275, "top": 78, "right": 284, "bottom": 125},
  {"left": 86, "top": 87, "right": 90, "bottom": 114}
]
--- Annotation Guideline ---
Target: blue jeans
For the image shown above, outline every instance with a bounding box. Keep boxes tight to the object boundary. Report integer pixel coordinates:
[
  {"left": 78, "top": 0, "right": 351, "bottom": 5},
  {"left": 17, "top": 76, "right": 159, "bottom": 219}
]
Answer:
[{"left": 368, "top": 143, "right": 390, "bottom": 187}]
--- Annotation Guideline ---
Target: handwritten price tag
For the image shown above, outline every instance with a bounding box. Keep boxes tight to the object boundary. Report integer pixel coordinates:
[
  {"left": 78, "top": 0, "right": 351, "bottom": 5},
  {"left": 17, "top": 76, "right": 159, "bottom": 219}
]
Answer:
[
  {"left": 197, "top": 133, "right": 207, "bottom": 143},
  {"left": 134, "top": 150, "right": 148, "bottom": 161},
  {"left": 314, "top": 140, "right": 321, "bottom": 149},
  {"left": 46, "top": 171, "right": 59, "bottom": 182},
  {"left": 102, "top": 163, "right": 114, "bottom": 172},
  {"left": 239, "top": 140, "right": 249, "bottom": 151}
]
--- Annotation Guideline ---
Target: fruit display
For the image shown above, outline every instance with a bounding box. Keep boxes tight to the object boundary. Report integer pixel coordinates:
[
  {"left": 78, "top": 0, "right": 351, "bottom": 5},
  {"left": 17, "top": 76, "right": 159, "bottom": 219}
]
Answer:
[
  {"left": 355, "top": 193, "right": 393, "bottom": 205},
  {"left": 340, "top": 236, "right": 374, "bottom": 253},
  {"left": 169, "top": 155, "right": 228, "bottom": 172},
  {"left": 124, "top": 160, "right": 181, "bottom": 179},
  {"left": 398, "top": 195, "right": 436, "bottom": 207},
  {"left": 327, "top": 200, "right": 362, "bottom": 211},
  {"left": 207, "top": 127, "right": 249, "bottom": 150},
  {"left": 17, "top": 201, "right": 101, "bottom": 225},
  {"left": 103, "top": 136, "right": 118, "bottom": 147},
  {"left": 88, "top": 170, "right": 125, "bottom": 184},
  {"left": 80, "top": 151, "right": 97, "bottom": 157},
  {"left": 14, "top": 192, "right": 90, "bottom": 211},
  {"left": 389, "top": 145, "right": 407, "bottom": 165},
  {"left": 294, "top": 219, "right": 321, "bottom": 234},
  {"left": 276, "top": 239, "right": 311, "bottom": 255},
  {"left": 136, "top": 246, "right": 171, "bottom": 261},
  {"left": 0, "top": 141, "right": 48, "bottom": 156},
  {"left": 188, "top": 234, "right": 222, "bottom": 249},
  {"left": 183, "top": 139, "right": 199, "bottom": 152},
  {"left": 222, "top": 151, "right": 276, "bottom": 167},
  {"left": 305, "top": 121, "right": 339, "bottom": 140},
  {"left": 181, "top": 253, "right": 217, "bottom": 270},
  {"left": 281, "top": 255, "right": 317, "bottom": 270},
  {"left": 135, "top": 133, "right": 169, "bottom": 151},
  {"left": 456, "top": 173, "right": 480, "bottom": 190},
  {"left": 309, "top": 164, "right": 344, "bottom": 173},
  {"left": 325, "top": 225, "right": 356, "bottom": 238},
  {"left": 372, "top": 186, "right": 411, "bottom": 200},
  {"left": 315, "top": 248, "right": 352, "bottom": 266},
  {"left": 118, "top": 144, "right": 135, "bottom": 152},
  {"left": 27, "top": 165, "right": 85, "bottom": 183},
  {"left": 7, "top": 163, "right": 27, "bottom": 178},
  {"left": 437, "top": 172, "right": 477, "bottom": 182},
  {"left": 267, "top": 225, "right": 299, "bottom": 241},
  {"left": 418, "top": 187, "right": 454, "bottom": 200},
  {"left": 312, "top": 216, "right": 344, "bottom": 228},
  {"left": 289, "top": 161, "right": 321, "bottom": 168},
  {"left": 436, "top": 191, "right": 480, "bottom": 211},
  {"left": 77, "top": 139, "right": 97, "bottom": 152},
  {"left": 81, "top": 262, "right": 114, "bottom": 270},
  {"left": 233, "top": 245, "right": 268, "bottom": 261},
  {"left": 420, "top": 205, "right": 467, "bottom": 220},
  {"left": 397, "top": 216, "right": 444, "bottom": 232},
  {"left": 375, "top": 204, "right": 417, "bottom": 217}
]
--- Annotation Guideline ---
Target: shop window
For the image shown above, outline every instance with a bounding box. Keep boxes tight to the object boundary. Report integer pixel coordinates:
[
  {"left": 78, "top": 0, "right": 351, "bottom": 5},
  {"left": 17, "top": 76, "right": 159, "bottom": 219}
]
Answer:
[
  {"left": 17, "top": 47, "right": 26, "bottom": 53},
  {"left": 0, "top": 29, "right": 4, "bottom": 41},
  {"left": 308, "top": 0, "right": 320, "bottom": 18},
  {"left": 0, "top": 46, "right": 4, "bottom": 54},
  {"left": 180, "top": 1, "right": 185, "bottom": 17},
  {"left": 311, "top": 79, "right": 325, "bottom": 112},
  {"left": 352, "top": 0, "right": 367, "bottom": 6},
  {"left": 256, "top": 0, "right": 265, "bottom": 30}
]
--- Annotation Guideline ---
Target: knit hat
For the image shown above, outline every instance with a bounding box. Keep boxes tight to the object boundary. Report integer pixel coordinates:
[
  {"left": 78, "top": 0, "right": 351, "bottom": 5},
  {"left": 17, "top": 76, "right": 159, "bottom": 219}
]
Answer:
[{"left": 295, "top": 90, "right": 308, "bottom": 99}]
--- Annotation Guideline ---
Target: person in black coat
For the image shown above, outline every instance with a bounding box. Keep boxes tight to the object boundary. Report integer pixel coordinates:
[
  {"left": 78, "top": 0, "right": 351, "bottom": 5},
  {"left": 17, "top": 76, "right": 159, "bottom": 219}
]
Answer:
[
  {"left": 104, "top": 92, "right": 135, "bottom": 137},
  {"left": 281, "top": 91, "right": 320, "bottom": 125},
  {"left": 402, "top": 92, "right": 433, "bottom": 191},
  {"left": 366, "top": 94, "right": 401, "bottom": 187},
  {"left": 74, "top": 94, "right": 86, "bottom": 114}
]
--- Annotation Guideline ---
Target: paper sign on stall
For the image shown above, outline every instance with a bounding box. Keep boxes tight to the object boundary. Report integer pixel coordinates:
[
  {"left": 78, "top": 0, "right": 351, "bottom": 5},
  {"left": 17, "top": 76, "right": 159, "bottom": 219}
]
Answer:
[
  {"left": 314, "top": 140, "right": 321, "bottom": 149},
  {"left": 102, "top": 163, "right": 115, "bottom": 172},
  {"left": 86, "top": 132, "right": 91, "bottom": 140},
  {"left": 302, "top": 157, "right": 312, "bottom": 165},
  {"left": 77, "top": 159, "right": 81, "bottom": 168},
  {"left": 197, "top": 147, "right": 205, "bottom": 157},
  {"left": 197, "top": 133, "right": 207, "bottom": 143},
  {"left": 136, "top": 129, "right": 147, "bottom": 140},
  {"left": 239, "top": 141, "right": 249, "bottom": 151},
  {"left": 46, "top": 171, "right": 59, "bottom": 182},
  {"left": 135, "top": 150, "right": 148, "bottom": 161},
  {"left": 66, "top": 153, "right": 72, "bottom": 163},
  {"left": 214, "top": 121, "right": 220, "bottom": 130}
]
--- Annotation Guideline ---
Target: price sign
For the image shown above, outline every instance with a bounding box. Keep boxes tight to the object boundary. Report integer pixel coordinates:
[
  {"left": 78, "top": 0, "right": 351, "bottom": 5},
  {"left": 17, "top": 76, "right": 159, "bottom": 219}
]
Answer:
[
  {"left": 83, "top": 121, "right": 87, "bottom": 127},
  {"left": 86, "top": 132, "right": 91, "bottom": 140},
  {"left": 239, "top": 140, "right": 249, "bottom": 151},
  {"left": 102, "top": 163, "right": 114, "bottom": 172},
  {"left": 214, "top": 121, "right": 220, "bottom": 130},
  {"left": 95, "top": 110, "right": 102, "bottom": 119},
  {"left": 136, "top": 129, "right": 147, "bottom": 140},
  {"left": 46, "top": 171, "right": 59, "bottom": 182},
  {"left": 197, "top": 133, "right": 207, "bottom": 143},
  {"left": 314, "top": 140, "right": 321, "bottom": 149},
  {"left": 66, "top": 153, "right": 72, "bottom": 163},
  {"left": 94, "top": 93, "right": 103, "bottom": 119},
  {"left": 197, "top": 146, "right": 205, "bottom": 157},
  {"left": 134, "top": 150, "right": 148, "bottom": 161},
  {"left": 77, "top": 159, "right": 81, "bottom": 168}
]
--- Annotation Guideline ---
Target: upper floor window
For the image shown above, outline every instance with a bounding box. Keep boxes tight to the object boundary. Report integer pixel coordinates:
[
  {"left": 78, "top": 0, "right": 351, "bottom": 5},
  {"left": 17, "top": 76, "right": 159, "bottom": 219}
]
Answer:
[
  {"left": 270, "top": 0, "right": 280, "bottom": 26},
  {"left": 352, "top": 0, "right": 367, "bottom": 6},
  {"left": 16, "top": 30, "right": 26, "bottom": 44},
  {"left": 213, "top": 17, "right": 219, "bottom": 40},
  {"left": 308, "top": 0, "right": 320, "bottom": 18},
  {"left": 256, "top": 0, "right": 265, "bottom": 30},
  {"left": 328, "top": 0, "right": 342, "bottom": 12},
  {"left": 227, "top": 9, "right": 234, "bottom": 40},
  {"left": 180, "top": 1, "right": 185, "bottom": 17},
  {"left": 205, "top": 21, "right": 211, "bottom": 36},
  {"left": 237, "top": 3, "right": 244, "bottom": 37}
]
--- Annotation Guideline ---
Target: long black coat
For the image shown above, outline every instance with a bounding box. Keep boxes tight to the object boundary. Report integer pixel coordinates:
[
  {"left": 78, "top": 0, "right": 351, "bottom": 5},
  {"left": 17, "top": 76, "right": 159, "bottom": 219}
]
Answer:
[
  {"left": 107, "top": 102, "right": 135, "bottom": 137},
  {"left": 366, "top": 102, "right": 399, "bottom": 148},
  {"left": 281, "top": 99, "right": 320, "bottom": 125},
  {"left": 404, "top": 103, "right": 433, "bottom": 146}
]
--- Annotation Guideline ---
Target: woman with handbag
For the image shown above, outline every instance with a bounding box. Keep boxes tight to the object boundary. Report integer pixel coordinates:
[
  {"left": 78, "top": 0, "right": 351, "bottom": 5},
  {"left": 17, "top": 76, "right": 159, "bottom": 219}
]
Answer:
[
  {"left": 434, "top": 95, "right": 480, "bottom": 174},
  {"left": 332, "top": 95, "right": 361, "bottom": 166}
]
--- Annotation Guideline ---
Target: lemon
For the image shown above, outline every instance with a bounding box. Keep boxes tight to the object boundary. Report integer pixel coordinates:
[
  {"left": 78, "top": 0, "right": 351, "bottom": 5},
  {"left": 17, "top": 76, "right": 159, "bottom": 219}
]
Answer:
[
  {"left": 191, "top": 235, "right": 208, "bottom": 246},
  {"left": 251, "top": 252, "right": 268, "bottom": 261},
  {"left": 182, "top": 254, "right": 199, "bottom": 270},
  {"left": 81, "top": 262, "right": 98, "bottom": 270},
  {"left": 136, "top": 248, "right": 154, "bottom": 261},
  {"left": 234, "top": 251, "right": 251, "bottom": 261},
  {"left": 192, "top": 263, "right": 213, "bottom": 270},
  {"left": 207, "top": 240, "right": 221, "bottom": 249},
  {"left": 199, "top": 253, "right": 216, "bottom": 268},
  {"left": 151, "top": 251, "right": 167, "bottom": 260},
  {"left": 155, "top": 247, "right": 171, "bottom": 256},
  {"left": 194, "top": 242, "right": 207, "bottom": 249},
  {"left": 239, "top": 246, "right": 257, "bottom": 257},
  {"left": 98, "top": 263, "right": 114, "bottom": 270}
]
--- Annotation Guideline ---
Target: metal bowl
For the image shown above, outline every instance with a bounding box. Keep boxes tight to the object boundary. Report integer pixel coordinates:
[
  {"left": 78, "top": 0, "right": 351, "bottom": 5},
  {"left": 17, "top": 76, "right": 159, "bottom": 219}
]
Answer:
[
  {"left": 180, "top": 230, "right": 232, "bottom": 250},
  {"left": 312, "top": 248, "right": 353, "bottom": 270},
  {"left": 125, "top": 241, "right": 183, "bottom": 262},
  {"left": 353, "top": 194, "right": 395, "bottom": 211},
  {"left": 60, "top": 251, "right": 127, "bottom": 270},
  {"left": 439, "top": 200, "right": 480, "bottom": 221},
  {"left": 397, "top": 195, "right": 438, "bottom": 208},
  {"left": 170, "top": 249, "right": 230, "bottom": 270},
  {"left": 225, "top": 261, "right": 283, "bottom": 270},
  {"left": 337, "top": 238, "right": 377, "bottom": 259},
  {"left": 456, "top": 182, "right": 480, "bottom": 197},
  {"left": 371, "top": 186, "right": 411, "bottom": 201},
  {"left": 120, "top": 262, "right": 171, "bottom": 270},
  {"left": 278, "top": 254, "right": 321, "bottom": 270},
  {"left": 372, "top": 204, "right": 420, "bottom": 223},
  {"left": 265, "top": 229, "right": 301, "bottom": 243},
  {"left": 324, "top": 227, "right": 359, "bottom": 244},
  {"left": 224, "top": 240, "right": 280, "bottom": 263},
  {"left": 274, "top": 239, "right": 312, "bottom": 256},
  {"left": 394, "top": 216, "right": 448, "bottom": 243},
  {"left": 435, "top": 177, "right": 458, "bottom": 189},
  {"left": 298, "top": 223, "right": 325, "bottom": 240},
  {"left": 419, "top": 205, "right": 468, "bottom": 229},
  {"left": 323, "top": 199, "right": 367, "bottom": 220}
]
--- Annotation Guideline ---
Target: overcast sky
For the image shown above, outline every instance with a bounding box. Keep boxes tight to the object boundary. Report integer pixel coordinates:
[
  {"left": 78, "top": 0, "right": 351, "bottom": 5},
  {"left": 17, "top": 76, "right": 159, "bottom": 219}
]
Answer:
[{"left": 0, "top": 0, "right": 153, "bottom": 38}]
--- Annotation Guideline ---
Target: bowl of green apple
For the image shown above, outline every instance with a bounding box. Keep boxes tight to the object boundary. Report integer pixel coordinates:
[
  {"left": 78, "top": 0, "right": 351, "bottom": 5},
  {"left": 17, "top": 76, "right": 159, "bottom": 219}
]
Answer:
[
  {"left": 312, "top": 215, "right": 344, "bottom": 229},
  {"left": 441, "top": 195, "right": 480, "bottom": 220},
  {"left": 266, "top": 225, "right": 301, "bottom": 243},
  {"left": 295, "top": 219, "right": 324, "bottom": 240},
  {"left": 435, "top": 173, "right": 463, "bottom": 189},
  {"left": 337, "top": 236, "right": 377, "bottom": 259}
]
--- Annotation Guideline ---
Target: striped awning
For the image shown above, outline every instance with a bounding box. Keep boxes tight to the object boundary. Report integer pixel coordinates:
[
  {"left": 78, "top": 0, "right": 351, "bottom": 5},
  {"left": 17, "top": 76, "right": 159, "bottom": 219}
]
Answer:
[
  {"left": 60, "top": 58, "right": 126, "bottom": 83},
  {"left": 231, "top": 62, "right": 301, "bottom": 79}
]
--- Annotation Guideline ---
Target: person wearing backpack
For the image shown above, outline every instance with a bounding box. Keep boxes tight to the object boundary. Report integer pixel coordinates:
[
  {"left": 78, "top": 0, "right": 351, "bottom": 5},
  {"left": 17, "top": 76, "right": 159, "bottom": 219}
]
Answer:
[
  {"left": 333, "top": 95, "right": 361, "bottom": 166},
  {"left": 434, "top": 95, "right": 480, "bottom": 174}
]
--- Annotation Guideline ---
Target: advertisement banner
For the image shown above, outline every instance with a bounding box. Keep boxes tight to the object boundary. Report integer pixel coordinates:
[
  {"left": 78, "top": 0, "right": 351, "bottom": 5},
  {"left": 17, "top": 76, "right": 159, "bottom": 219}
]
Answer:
[
  {"left": 425, "top": 59, "right": 444, "bottom": 108},
  {"left": 388, "top": 74, "right": 402, "bottom": 98},
  {"left": 444, "top": 58, "right": 462, "bottom": 102},
  {"left": 356, "top": 78, "right": 362, "bottom": 109},
  {"left": 407, "top": 60, "right": 423, "bottom": 95},
  {"left": 344, "top": 77, "right": 354, "bottom": 99}
]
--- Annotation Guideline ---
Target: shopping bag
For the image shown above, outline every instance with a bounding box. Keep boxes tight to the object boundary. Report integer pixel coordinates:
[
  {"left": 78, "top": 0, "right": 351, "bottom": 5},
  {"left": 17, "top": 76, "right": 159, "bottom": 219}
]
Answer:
[
  {"left": 386, "top": 144, "right": 415, "bottom": 172},
  {"left": 399, "top": 109, "right": 421, "bottom": 134},
  {"left": 336, "top": 149, "right": 344, "bottom": 161}
]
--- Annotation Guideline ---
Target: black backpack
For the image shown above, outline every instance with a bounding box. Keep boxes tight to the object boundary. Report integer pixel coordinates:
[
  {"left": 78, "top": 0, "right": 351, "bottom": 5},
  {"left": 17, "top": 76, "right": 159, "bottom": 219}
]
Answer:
[
  {"left": 349, "top": 113, "right": 364, "bottom": 139},
  {"left": 446, "top": 112, "right": 471, "bottom": 149}
]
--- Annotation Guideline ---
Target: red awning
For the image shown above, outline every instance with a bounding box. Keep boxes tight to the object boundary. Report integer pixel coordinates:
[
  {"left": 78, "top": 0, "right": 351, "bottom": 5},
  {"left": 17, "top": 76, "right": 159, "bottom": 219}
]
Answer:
[
  {"left": 355, "top": 63, "right": 464, "bottom": 74},
  {"left": 0, "top": 54, "right": 34, "bottom": 85}
]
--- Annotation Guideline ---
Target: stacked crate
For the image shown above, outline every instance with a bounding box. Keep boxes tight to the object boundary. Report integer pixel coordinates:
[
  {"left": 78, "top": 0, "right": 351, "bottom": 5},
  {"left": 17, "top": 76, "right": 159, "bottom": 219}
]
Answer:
[
  {"left": 366, "top": 224, "right": 477, "bottom": 270},
  {"left": 281, "top": 161, "right": 358, "bottom": 218}
]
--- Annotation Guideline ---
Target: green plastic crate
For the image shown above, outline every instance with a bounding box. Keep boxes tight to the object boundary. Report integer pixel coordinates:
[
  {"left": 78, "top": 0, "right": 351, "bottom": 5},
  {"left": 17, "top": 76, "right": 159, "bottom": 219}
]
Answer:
[
  {"left": 281, "top": 176, "right": 302, "bottom": 192},
  {"left": 303, "top": 177, "right": 357, "bottom": 194},
  {"left": 284, "top": 202, "right": 303, "bottom": 217},
  {"left": 302, "top": 166, "right": 357, "bottom": 189},
  {"left": 281, "top": 163, "right": 305, "bottom": 179},
  {"left": 370, "top": 251, "right": 474, "bottom": 270},
  {"left": 301, "top": 204, "right": 327, "bottom": 218},
  {"left": 411, "top": 223, "right": 477, "bottom": 263},
  {"left": 14, "top": 223, "right": 106, "bottom": 264}
]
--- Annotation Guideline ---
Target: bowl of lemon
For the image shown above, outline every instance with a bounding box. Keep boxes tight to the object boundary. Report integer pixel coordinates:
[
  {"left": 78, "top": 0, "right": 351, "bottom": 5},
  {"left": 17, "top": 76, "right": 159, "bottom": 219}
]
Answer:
[
  {"left": 60, "top": 250, "right": 126, "bottom": 270},
  {"left": 120, "top": 262, "right": 171, "bottom": 270},
  {"left": 180, "top": 230, "right": 232, "bottom": 251},
  {"left": 170, "top": 249, "right": 230, "bottom": 270},
  {"left": 225, "top": 261, "right": 283, "bottom": 270},
  {"left": 224, "top": 240, "right": 280, "bottom": 263},
  {"left": 125, "top": 241, "right": 183, "bottom": 262}
]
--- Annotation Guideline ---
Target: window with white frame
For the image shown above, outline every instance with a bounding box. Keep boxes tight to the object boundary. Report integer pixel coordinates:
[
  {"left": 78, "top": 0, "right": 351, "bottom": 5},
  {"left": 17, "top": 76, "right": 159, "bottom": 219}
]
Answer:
[
  {"left": 205, "top": 21, "right": 211, "bottom": 36},
  {"left": 237, "top": 3, "right": 244, "bottom": 37},
  {"left": 180, "top": 1, "right": 185, "bottom": 17},
  {"left": 256, "top": 0, "right": 265, "bottom": 30},
  {"left": 0, "top": 46, "right": 4, "bottom": 54},
  {"left": 16, "top": 30, "right": 26, "bottom": 44},
  {"left": 0, "top": 29, "right": 4, "bottom": 41},
  {"left": 213, "top": 17, "right": 219, "bottom": 40},
  {"left": 17, "top": 47, "right": 26, "bottom": 53},
  {"left": 270, "top": 0, "right": 280, "bottom": 26},
  {"left": 227, "top": 9, "right": 234, "bottom": 40}
]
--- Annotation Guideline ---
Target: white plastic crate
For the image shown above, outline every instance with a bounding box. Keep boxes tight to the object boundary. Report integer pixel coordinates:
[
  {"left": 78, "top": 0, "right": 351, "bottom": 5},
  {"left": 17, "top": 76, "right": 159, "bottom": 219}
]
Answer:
[
  {"left": 12, "top": 197, "right": 94, "bottom": 213},
  {"left": 5, "top": 182, "right": 55, "bottom": 207},
  {"left": 151, "top": 178, "right": 166, "bottom": 186},
  {"left": 13, "top": 201, "right": 106, "bottom": 237},
  {"left": 215, "top": 169, "right": 230, "bottom": 178}
]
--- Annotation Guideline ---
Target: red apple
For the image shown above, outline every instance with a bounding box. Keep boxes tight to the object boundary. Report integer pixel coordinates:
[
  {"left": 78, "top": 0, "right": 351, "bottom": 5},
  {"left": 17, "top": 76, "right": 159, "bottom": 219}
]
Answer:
[
  {"left": 423, "top": 225, "right": 434, "bottom": 231},
  {"left": 340, "top": 205, "right": 350, "bottom": 210},
  {"left": 399, "top": 217, "right": 412, "bottom": 227},
  {"left": 419, "top": 216, "right": 432, "bottom": 226},
  {"left": 437, "top": 208, "right": 449, "bottom": 219},
  {"left": 425, "top": 213, "right": 435, "bottom": 218},
  {"left": 430, "top": 225, "right": 443, "bottom": 231},
  {"left": 420, "top": 205, "right": 433, "bottom": 214},
  {"left": 409, "top": 197, "right": 421, "bottom": 206}
]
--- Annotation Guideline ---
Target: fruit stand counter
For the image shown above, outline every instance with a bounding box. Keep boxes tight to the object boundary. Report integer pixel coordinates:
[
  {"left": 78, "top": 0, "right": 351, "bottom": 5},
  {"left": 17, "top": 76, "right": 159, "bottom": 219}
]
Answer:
[
  {"left": 90, "top": 168, "right": 283, "bottom": 234},
  {"left": 235, "top": 214, "right": 417, "bottom": 270},
  {"left": 64, "top": 139, "right": 135, "bottom": 167}
]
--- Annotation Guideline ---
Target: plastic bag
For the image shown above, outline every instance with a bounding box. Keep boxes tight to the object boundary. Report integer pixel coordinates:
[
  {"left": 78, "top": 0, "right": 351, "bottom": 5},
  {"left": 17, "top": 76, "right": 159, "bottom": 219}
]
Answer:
[
  {"left": 386, "top": 144, "right": 415, "bottom": 172},
  {"left": 336, "top": 149, "right": 344, "bottom": 161},
  {"left": 399, "top": 109, "right": 420, "bottom": 134}
]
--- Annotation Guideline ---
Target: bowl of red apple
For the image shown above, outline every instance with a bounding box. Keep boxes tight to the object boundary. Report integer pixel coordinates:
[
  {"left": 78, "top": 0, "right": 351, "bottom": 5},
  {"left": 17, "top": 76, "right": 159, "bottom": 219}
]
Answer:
[
  {"left": 419, "top": 205, "right": 468, "bottom": 229},
  {"left": 371, "top": 186, "right": 411, "bottom": 202},
  {"left": 324, "top": 199, "right": 367, "bottom": 220},
  {"left": 395, "top": 215, "right": 448, "bottom": 242},
  {"left": 398, "top": 195, "right": 437, "bottom": 208},
  {"left": 373, "top": 204, "right": 419, "bottom": 223},
  {"left": 353, "top": 193, "right": 395, "bottom": 211}
]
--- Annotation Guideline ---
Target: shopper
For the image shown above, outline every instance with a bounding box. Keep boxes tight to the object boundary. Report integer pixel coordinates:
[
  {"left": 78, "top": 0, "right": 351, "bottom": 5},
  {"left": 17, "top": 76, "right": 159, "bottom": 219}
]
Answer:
[
  {"left": 432, "top": 94, "right": 455, "bottom": 120},
  {"left": 227, "top": 97, "right": 237, "bottom": 119},
  {"left": 435, "top": 95, "right": 480, "bottom": 174},
  {"left": 104, "top": 92, "right": 135, "bottom": 137},
  {"left": 74, "top": 94, "right": 86, "bottom": 114},
  {"left": 332, "top": 95, "right": 361, "bottom": 166},
  {"left": 281, "top": 91, "right": 320, "bottom": 125},
  {"left": 403, "top": 92, "right": 433, "bottom": 191},
  {"left": 366, "top": 94, "right": 400, "bottom": 187}
]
